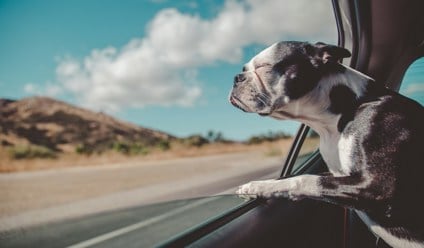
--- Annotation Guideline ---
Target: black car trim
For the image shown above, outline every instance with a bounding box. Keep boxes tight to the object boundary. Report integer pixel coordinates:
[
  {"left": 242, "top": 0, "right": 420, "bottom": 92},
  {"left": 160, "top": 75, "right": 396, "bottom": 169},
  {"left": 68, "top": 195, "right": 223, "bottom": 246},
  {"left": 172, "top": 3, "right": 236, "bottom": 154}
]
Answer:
[
  {"left": 332, "top": 0, "right": 345, "bottom": 53},
  {"left": 156, "top": 198, "right": 265, "bottom": 248},
  {"left": 279, "top": 124, "right": 310, "bottom": 178},
  {"left": 290, "top": 150, "right": 322, "bottom": 176}
]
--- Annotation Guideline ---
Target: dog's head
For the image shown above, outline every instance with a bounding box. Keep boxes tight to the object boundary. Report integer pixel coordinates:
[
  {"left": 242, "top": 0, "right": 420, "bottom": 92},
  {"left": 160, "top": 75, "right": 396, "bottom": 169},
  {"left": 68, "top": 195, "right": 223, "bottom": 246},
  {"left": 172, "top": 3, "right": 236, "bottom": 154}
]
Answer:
[{"left": 229, "top": 41, "right": 351, "bottom": 117}]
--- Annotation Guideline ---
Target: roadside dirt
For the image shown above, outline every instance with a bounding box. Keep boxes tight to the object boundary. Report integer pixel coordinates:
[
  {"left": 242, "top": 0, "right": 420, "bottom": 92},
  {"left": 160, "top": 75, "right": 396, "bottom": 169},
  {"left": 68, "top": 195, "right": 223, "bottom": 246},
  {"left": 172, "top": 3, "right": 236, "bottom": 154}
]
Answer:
[{"left": 0, "top": 139, "right": 292, "bottom": 173}]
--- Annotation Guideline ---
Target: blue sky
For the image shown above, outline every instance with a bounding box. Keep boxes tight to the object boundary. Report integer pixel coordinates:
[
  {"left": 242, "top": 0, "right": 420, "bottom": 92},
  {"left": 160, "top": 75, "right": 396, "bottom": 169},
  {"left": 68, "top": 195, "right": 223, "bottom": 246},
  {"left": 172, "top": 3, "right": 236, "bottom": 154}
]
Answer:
[{"left": 0, "top": 0, "right": 422, "bottom": 141}]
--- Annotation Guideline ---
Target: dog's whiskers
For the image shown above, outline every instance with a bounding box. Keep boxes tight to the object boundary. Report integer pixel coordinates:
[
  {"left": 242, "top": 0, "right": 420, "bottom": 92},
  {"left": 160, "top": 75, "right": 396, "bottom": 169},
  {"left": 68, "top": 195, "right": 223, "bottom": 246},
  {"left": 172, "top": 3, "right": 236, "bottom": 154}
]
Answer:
[
  {"left": 256, "top": 92, "right": 271, "bottom": 101},
  {"left": 258, "top": 92, "right": 271, "bottom": 99},
  {"left": 256, "top": 94, "right": 270, "bottom": 106}
]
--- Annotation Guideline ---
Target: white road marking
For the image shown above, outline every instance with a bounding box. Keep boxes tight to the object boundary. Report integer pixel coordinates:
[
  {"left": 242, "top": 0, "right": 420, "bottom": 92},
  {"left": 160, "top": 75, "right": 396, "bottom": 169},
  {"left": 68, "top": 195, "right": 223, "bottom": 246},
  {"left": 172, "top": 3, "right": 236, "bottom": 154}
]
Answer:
[{"left": 66, "top": 197, "right": 216, "bottom": 248}]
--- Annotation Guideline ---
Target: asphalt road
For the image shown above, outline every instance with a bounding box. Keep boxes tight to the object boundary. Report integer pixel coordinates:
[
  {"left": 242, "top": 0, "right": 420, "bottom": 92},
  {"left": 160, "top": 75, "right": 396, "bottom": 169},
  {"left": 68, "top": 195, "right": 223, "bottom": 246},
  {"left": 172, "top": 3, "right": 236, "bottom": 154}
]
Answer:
[
  {"left": 0, "top": 151, "right": 284, "bottom": 247},
  {"left": 0, "top": 195, "right": 246, "bottom": 248}
]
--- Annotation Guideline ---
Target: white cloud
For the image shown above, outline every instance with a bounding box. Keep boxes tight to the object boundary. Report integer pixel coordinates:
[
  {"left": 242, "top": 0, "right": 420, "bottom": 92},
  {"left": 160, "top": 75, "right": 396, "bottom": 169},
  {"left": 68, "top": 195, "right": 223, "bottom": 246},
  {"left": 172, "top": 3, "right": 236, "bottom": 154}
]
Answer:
[
  {"left": 28, "top": 0, "right": 336, "bottom": 112},
  {"left": 24, "top": 83, "right": 37, "bottom": 94},
  {"left": 24, "top": 82, "right": 62, "bottom": 97},
  {"left": 402, "top": 83, "right": 424, "bottom": 95}
]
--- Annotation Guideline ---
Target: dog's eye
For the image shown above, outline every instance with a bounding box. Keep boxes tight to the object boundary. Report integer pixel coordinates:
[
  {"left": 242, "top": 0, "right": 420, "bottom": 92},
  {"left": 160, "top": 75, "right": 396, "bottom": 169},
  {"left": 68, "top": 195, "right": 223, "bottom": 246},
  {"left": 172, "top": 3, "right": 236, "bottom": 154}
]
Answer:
[
  {"left": 273, "top": 61, "right": 287, "bottom": 74},
  {"left": 242, "top": 66, "right": 247, "bottom": 72},
  {"left": 256, "top": 63, "right": 271, "bottom": 69}
]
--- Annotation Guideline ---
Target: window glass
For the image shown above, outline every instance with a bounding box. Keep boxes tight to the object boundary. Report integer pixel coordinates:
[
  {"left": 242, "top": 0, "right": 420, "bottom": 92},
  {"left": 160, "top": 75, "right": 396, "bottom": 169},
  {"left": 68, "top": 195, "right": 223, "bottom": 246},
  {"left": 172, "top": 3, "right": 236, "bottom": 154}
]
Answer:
[
  {"left": 0, "top": 195, "right": 244, "bottom": 247},
  {"left": 290, "top": 129, "right": 320, "bottom": 174},
  {"left": 0, "top": 0, "right": 336, "bottom": 246},
  {"left": 399, "top": 57, "right": 424, "bottom": 105}
]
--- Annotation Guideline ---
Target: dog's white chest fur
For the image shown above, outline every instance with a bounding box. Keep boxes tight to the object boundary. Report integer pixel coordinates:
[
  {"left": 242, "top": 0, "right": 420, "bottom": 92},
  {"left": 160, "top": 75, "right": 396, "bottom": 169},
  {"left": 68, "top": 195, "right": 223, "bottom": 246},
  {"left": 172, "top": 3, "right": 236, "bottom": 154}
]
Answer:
[
  {"left": 337, "top": 134, "right": 356, "bottom": 175},
  {"left": 318, "top": 127, "right": 357, "bottom": 176},
  {"left": 318, "top": 133, "right": 351, "bottom": 176},
  {"left": 319, "top": 135, "right": 341, "bottom": 175}
]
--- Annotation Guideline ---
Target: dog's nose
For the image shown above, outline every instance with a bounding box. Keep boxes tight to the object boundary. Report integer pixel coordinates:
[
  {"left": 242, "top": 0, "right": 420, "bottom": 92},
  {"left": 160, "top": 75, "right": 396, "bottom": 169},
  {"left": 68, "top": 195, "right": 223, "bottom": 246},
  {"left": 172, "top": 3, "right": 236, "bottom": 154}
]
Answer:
[{"left": 234, "top": 74, "right": 246, "bottom": 84}]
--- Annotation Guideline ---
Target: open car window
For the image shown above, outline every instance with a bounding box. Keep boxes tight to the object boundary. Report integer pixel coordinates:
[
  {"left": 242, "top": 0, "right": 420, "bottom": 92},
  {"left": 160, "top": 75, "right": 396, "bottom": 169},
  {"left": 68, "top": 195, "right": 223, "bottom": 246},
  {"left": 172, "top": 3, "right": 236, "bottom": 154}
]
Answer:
[{"left": 289, "top": 129, "right": 320, "bottom": 175}]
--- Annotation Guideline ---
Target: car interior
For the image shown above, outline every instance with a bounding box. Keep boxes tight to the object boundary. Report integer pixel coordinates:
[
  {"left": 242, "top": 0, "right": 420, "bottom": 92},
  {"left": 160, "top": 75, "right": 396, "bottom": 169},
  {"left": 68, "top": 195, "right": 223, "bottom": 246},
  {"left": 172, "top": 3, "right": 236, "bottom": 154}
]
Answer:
[{"left": 158, "top": 0, "right": 424, "bottom": 247}]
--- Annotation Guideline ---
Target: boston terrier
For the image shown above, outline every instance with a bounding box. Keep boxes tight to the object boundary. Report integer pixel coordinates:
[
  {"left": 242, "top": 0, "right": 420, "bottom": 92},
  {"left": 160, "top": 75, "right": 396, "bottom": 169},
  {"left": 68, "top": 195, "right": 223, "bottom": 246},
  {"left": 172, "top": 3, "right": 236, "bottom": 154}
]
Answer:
[{"left": 230, "top": 41, "right": 424, "bottom": 248}]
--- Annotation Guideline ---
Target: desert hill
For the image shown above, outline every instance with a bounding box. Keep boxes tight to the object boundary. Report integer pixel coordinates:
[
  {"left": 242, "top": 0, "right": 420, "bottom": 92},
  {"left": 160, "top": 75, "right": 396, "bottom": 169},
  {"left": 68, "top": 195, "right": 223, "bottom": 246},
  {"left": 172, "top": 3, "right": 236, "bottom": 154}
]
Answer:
[{"left": 0, "top": 96, "right": 174, "bottom": 153}]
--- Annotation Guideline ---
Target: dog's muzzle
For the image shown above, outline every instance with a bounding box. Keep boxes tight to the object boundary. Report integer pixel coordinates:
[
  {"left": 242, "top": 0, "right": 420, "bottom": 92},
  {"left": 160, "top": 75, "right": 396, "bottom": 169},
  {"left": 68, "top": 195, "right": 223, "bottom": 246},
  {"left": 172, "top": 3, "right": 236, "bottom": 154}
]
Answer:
[
  {"left": 229, "top": 73, "right": 249, "bottom": 111},
  {"left": 229, "top": 95, "right": 248, "bottom": 112}
]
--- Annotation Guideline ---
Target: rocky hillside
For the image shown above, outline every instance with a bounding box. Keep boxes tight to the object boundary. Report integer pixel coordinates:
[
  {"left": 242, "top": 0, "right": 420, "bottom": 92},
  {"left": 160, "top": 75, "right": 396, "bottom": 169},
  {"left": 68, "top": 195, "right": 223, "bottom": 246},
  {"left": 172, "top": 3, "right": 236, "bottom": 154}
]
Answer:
[{"left": 0, "top": 97, "right": 174, "bottom": 153}]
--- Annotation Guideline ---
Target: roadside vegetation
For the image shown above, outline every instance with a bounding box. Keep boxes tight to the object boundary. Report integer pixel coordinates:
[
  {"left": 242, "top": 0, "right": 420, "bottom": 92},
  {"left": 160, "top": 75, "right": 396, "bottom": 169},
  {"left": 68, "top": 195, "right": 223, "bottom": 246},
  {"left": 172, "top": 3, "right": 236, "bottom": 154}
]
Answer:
[
  {"left": 247, "top": 131, "right": 292, "bottom": 145},
  {"left": 0, "top": 97, "right": 297, "bottom": 172},
  {"left": 7, "top": 145, "right": 57, "bottom": 159},
  {"left": 0, "top": 130, "right": 295, "bottom": 172},
  {"left": 4, "top": 130, "right": 293, "bottom": 159}
]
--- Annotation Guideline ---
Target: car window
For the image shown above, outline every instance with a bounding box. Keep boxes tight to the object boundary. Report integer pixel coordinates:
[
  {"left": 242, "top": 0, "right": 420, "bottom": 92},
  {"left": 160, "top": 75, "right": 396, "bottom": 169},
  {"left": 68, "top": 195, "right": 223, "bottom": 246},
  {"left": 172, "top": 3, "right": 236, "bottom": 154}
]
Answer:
[
  {"left": 289, "top": 128, "right": 320, "bottom": 175},
  {"left": 399, "top": 57, "right": 424, "bottom": 105},
  {"left": 0, "top": 195, "right": 244, "bottom": 248}
]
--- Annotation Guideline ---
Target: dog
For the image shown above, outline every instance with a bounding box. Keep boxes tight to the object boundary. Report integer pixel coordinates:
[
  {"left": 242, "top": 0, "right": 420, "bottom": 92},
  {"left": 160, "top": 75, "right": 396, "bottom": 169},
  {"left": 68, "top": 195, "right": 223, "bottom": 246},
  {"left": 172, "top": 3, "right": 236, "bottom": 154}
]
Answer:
[{"left": 230, "top": 41, "right": 424, "bottom": 248}]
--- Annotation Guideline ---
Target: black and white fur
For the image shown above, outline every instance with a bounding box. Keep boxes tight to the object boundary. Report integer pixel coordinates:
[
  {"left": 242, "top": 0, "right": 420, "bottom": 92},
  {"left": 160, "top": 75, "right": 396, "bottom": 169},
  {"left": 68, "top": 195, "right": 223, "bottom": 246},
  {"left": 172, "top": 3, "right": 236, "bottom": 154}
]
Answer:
[{"left": 230, "top": 41, "right": 424, "bottom": 248}]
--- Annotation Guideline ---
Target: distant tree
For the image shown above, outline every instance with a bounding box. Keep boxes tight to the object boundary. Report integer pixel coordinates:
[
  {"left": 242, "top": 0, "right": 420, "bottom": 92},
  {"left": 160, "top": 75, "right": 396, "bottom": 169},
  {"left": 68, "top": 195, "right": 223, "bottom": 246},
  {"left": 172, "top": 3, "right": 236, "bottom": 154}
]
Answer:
[
  {"left": 182, "top": 134, "right": 209, "bottom": 147},
  {"left": 214, "top": 131, "right": 224, "bottom": 142},
  {"left": 10, "top": 145, "right": 57, "bottom": 159},
  {"left": 206, "top": 130, "right": 215, "bottom": 142},
  {"left": 246, "top": 131, "right": 292, "bottom": 145},
  {"left": 205, "top": 130, "right": 225, "bottom": 143},
  {"left": 157, "top": 140, "right": 170, "bottom": 151}
]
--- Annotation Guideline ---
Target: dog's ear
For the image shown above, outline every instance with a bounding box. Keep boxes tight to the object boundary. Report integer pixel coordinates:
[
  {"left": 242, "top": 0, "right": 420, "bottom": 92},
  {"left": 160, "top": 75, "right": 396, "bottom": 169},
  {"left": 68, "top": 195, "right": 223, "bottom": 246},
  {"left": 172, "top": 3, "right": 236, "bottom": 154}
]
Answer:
[{"left": 307, "top": 42, "right": 351, "bottom": 65}]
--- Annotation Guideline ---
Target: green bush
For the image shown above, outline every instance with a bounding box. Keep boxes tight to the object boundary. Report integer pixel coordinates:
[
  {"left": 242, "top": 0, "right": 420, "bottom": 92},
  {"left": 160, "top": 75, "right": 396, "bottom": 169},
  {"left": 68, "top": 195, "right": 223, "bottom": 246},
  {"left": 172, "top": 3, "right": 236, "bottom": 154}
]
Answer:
[
  {"left": 181, "top": 135, "right": 209, "bottom": 147},
  {"left": 112, "top": 142, "right": 130, "bottom": 154},
  {"left": 75, "top": 144, "right": 93, "bottom": 155},
  {"left": 247, "top": 131, "right": 292, "bottom": 145},
  {"left": 206, "top": 130, "right": 225, "bottom": 143},
  {"left": 9, "top": 145, "right": 57, "bottom": 159},
  {"left": 157, "top": 140, "right": 170, "bottom": 151},
  {"left": 247, "top": 136, "right": 263, "bottom": 145},
  {"left": 112, "top": 141, "right": 149, "bottom": 155},
  {"left": 129, "top": 143, "right": 149, "bottom": 155}
]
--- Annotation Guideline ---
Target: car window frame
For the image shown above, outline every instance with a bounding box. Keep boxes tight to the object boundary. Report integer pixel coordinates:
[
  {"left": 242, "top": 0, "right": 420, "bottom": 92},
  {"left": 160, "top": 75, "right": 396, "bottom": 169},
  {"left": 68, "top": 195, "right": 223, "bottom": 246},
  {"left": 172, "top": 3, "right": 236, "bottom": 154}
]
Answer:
[{"left": 279, "top": 124, "right": 311, "bottom": 177}]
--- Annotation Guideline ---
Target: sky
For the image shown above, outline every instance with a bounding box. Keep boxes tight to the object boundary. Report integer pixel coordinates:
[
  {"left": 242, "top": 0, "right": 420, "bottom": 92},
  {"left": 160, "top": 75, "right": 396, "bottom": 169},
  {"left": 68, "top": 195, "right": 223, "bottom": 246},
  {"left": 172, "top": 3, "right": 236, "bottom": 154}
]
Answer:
[{"left": 0, "top": 0, "right": 422, "bottom": 141}]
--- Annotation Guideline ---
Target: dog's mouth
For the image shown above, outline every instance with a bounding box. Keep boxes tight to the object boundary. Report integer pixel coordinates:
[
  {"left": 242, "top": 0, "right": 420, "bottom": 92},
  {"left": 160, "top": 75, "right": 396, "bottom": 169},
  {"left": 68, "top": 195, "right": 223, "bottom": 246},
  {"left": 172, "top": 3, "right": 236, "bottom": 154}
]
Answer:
[
  {"left": 229, "top": 95, "right": 250, "bottom": 112},
  {"left": 230, "top": 95, "right": 272, "bottom": 116}
]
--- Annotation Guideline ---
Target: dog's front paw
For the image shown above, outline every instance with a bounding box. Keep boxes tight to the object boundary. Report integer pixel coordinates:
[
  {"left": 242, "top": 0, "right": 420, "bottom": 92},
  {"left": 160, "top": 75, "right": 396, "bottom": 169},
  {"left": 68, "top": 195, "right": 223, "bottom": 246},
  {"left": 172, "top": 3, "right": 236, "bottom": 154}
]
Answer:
[
  {"left": 236, "top": 180, "right": 284, "bottom": 199},
  {"left": 236, "top": 181, "right": 259, "bottom": 199}
]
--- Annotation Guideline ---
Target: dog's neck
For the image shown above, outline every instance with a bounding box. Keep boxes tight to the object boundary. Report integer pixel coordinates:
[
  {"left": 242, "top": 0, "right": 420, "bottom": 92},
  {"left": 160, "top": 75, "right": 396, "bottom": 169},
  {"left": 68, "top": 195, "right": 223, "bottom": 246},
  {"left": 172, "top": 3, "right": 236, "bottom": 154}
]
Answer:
[
  {"left": 271, "top": 65, "right": 377, "bottom": 172},
  {"left": 273, "top": 65, "right": 373, "bottom": 136}
]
